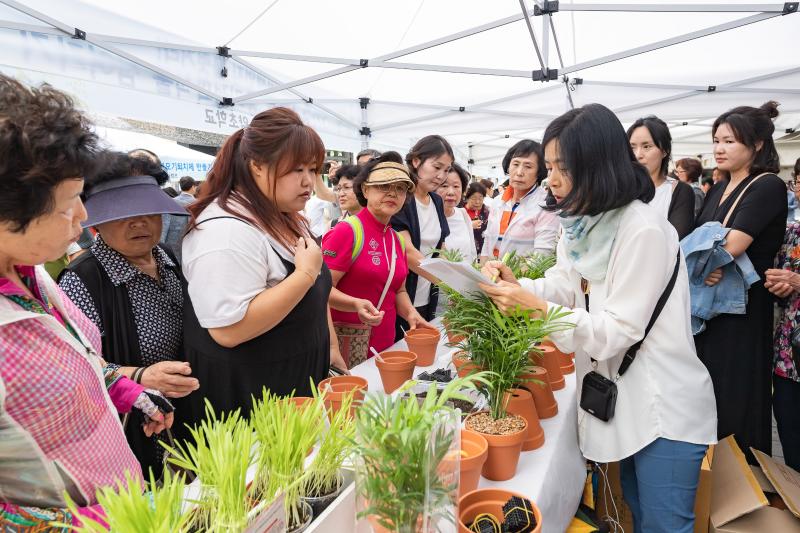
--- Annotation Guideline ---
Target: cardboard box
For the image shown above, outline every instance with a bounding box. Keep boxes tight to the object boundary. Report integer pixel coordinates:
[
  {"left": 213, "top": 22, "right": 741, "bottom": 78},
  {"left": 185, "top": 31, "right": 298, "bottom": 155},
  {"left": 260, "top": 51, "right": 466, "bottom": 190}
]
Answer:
[
  {"left": 596, "top": 446, "right": 713, "bottom": 533},
  {"left": 709, "top": 435, "right": 800, "bottom": 532}
]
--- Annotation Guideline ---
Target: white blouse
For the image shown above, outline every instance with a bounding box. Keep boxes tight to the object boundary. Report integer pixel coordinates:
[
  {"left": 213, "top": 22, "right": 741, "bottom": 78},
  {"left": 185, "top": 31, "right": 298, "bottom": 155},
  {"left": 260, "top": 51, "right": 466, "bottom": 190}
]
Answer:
[
  {"left": 444, "top": 207, "right": 477, "bottom": 263},
  {"left": 521, "top": 200, "right": 717, "bottom": 462}
]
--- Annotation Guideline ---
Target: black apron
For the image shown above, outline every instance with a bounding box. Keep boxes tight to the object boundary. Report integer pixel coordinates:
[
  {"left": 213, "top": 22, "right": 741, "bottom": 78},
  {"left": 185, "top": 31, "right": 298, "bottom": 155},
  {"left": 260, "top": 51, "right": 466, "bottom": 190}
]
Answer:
[{"left": 183, "top": 231, "right": 331, "bottom": 425}]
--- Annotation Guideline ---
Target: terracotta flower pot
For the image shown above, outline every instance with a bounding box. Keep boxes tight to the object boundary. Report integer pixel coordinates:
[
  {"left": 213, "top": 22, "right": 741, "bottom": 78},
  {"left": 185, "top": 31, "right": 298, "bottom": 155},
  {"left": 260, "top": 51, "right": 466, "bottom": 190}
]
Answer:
[
  {"left": 529, "top": 345, "right": 565, "bottom": 391},
  {"left": 452, "top": 352, "right": 480, "bottom": 378},
  {"left": 503, "top": 388, "right": 545, "bottom": 452},
  {"left": 517, "top": 366, "right": 558, "bottom": 419},
  {"left": 458, "top": 488, "right": 542, "bottom": 533},
  {"left": 443, "top": 320, "right": 466, "bottom": 345},
  {"left": 375, "top": 350, "right": 418, "bottom": 393},
  {"left": 543, "top": 339, "right": 575, "bottom": 375},
  {"left": 404, "top": 327, "right": 440, "bottom": 367},
  {"left": 459, "top": 430, "right": 488, "bottom": 497},
  {"left": 319, "top": 375, "right": 368, "bottom": 417},
  {"left": 464, "top": 412, "right": 527, "bottom": 482}
]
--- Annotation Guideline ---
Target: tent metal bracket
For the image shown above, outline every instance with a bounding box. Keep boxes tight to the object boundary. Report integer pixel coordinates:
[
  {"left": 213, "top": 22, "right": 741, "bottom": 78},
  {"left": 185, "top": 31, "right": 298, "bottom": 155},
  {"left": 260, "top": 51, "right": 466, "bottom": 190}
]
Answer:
[
  {"left": 534, "top": 1, "right": 560, "bottom": 16},
  {"left": 72, "top": 27, "right": 86, "bottom": 40},
  {"left": 784, "top": 2, "right": 799, "bottom": 14}
]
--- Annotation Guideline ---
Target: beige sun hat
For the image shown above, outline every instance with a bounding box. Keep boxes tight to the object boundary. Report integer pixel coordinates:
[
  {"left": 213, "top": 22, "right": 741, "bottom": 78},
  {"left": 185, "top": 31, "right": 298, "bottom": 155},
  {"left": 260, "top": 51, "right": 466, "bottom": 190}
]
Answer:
[{"left": 365, "top": 161, "right": 416, "bottom": 193}]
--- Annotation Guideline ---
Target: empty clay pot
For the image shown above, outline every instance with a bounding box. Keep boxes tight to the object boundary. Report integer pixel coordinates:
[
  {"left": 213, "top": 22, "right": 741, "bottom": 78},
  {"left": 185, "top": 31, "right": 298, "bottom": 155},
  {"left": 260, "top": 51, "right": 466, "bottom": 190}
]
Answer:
[
  {"left": 375, "top": 350, "right": 418, "bottom": 393},
  {"left": 543, "top": 339, "right": 575, "bottom": 375},
  {"left": 459, "top": 430, "right": 489, "bottom": 497},
  {"left": 504, "top": 388, "right": 545, "bottom": 452},
  {"left": 530, "top": 345, "right": 565, "bottom": 391},
  {"left": 464, "top": 412, "right": 527, "bottom": 482},
  {"left": 458, "top": 488, "right": 542, "bottom": 533},
  {"left": 517, "top": 366, "right": 558, "bottom": 419},
  {"left": 404, "top": 327, "right": 441, "bottom": 366},
  {"left": 318, "top": 375, "right": 368, "bottom": 417}
]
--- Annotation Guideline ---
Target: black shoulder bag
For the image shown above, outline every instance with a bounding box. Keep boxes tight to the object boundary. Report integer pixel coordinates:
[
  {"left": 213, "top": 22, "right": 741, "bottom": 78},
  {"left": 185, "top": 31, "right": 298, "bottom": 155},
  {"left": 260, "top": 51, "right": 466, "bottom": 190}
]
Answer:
[{"left": 580, "top": 251, "right": 681, "bottom": 422}]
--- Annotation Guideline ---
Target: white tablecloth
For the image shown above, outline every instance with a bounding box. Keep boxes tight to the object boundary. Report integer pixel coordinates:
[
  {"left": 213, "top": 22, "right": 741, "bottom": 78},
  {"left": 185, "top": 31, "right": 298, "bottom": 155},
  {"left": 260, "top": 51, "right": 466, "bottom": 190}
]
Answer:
[{"left": 350, "top": 324, "right": 586, "bottom": 533}]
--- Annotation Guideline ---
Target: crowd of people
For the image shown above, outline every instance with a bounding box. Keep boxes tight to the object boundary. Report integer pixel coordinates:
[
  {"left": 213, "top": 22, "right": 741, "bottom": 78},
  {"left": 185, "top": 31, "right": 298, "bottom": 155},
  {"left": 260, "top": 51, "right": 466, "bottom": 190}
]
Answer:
[{"left": 1, "top": 71, "right": 799, "bottom": 532}]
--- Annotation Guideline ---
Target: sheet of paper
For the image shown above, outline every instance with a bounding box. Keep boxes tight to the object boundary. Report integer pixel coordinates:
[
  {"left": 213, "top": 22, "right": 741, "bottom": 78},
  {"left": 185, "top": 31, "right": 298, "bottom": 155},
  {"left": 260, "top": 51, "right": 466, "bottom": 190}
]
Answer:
[{"left": 419, "top": 258, "right": 495, "bottom": 295}]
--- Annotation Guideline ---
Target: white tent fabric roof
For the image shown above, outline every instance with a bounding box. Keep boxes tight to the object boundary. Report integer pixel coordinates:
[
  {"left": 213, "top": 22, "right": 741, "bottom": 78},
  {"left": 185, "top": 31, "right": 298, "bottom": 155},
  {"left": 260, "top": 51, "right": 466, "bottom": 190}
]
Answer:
[{"left": 1, "top": 0, "right": 798, "bottom": 177}]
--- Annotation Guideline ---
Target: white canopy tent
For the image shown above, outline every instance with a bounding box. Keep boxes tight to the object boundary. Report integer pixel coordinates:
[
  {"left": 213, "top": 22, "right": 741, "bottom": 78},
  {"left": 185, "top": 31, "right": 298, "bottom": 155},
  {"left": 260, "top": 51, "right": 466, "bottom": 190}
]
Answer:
[{"left": 0, "top": 0, "right": 797, "bottom": 178}]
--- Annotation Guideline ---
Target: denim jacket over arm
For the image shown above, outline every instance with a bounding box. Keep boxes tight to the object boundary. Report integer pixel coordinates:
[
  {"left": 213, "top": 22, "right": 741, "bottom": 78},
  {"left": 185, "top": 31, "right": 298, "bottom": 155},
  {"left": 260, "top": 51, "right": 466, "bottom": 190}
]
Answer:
[{"left": 680, "top": 221, "right": 760, "bottom": 334}]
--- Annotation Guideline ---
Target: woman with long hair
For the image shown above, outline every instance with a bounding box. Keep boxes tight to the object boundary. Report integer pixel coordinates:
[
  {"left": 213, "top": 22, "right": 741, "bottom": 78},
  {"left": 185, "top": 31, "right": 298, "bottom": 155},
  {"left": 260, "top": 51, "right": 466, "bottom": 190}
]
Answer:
[
  {"left": 481, "top": 104, "right": 716, "bottom": 533},
  {"left": 181, "top": 107, "right": 346, "bottom": 421},
  {"left": 694, "top": 101, "right": 787, "bottom": 463}
]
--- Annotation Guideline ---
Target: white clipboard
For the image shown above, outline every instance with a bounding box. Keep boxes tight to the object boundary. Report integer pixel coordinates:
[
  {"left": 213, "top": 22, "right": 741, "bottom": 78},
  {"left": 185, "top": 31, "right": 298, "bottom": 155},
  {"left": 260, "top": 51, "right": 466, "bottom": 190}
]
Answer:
[{"left": 419, "top": 258, "right": 496, "bottom": 295}]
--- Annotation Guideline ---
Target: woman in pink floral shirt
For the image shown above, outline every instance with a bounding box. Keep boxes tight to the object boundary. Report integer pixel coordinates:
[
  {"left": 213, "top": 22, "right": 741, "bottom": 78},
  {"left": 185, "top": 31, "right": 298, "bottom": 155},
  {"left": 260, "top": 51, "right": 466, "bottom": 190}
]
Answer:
[
  {"left": 0, "top": 75, "right": 173, "bottom": 530},
  {"left": 767, "top": 157, "right": 800, "bottom": 471}
]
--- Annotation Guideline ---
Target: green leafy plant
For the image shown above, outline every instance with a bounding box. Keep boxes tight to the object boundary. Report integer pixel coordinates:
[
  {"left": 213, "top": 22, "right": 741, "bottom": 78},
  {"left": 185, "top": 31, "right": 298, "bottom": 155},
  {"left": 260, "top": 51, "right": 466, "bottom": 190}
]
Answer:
[
  {"left": 497, "top": 250, "right": 556, "bottom": 281},
  {"left": 250, "top": 389, "right": 323, "bottom": 530},
  {"left": 462, "top": 305, "right": 573, "bottom": 419},
  {"left": 431, "top": 247, "right": 465, "bottom": 263},
  {"left": 162, "top": 400, "right": 254, "bottom": 532},
  {"left": 57, "top": 469, "right": 190, "bottom": 533},
  {"left": 353, "top": 375, "right": 490, "bottom": 532},
  {"left": 303, "top": 383, "right": 356, "bottom": 499}
]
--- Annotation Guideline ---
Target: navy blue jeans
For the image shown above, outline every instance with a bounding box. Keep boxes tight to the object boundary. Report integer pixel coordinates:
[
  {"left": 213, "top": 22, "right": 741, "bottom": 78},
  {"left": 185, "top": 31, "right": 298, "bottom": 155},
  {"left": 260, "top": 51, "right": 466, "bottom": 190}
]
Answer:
[{"left": 620, "top": 438, "right": 707, "bottom": 533}]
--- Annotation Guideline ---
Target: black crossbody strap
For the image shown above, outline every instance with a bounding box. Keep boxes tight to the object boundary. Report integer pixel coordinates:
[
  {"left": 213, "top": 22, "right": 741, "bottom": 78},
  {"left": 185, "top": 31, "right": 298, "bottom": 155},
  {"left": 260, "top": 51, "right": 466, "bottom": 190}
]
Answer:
[{"left": 616, "top": 250, "right": 681, "bottom": 377}]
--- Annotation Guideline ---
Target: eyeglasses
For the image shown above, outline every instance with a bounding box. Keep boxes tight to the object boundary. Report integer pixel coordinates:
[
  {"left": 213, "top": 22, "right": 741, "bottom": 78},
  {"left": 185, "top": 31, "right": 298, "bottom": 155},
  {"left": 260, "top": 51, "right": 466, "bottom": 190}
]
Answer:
[
  {"left": 365, "top": 183, "right": 409, "bottom": 195},
  {"left": 334, "top": 185, "right": 353, "bottom": 193},
  {"left": 788, "top": 178, "right": 800, "bottom": 191}
]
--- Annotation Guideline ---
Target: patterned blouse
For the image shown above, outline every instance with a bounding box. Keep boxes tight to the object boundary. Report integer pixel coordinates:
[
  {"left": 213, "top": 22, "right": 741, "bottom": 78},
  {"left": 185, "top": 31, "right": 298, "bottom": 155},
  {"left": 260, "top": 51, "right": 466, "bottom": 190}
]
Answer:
[
  {"left": 59, "top": 235, "right": 183, "bottom": 365},
  {"left": 773, "top": 221, "right": 800, "bottom": 382}
]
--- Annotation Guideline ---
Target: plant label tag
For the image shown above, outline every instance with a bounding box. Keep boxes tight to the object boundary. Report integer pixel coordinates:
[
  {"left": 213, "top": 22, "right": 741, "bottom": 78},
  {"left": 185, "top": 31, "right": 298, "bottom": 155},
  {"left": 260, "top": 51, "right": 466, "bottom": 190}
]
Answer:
[{"left": 245, "top": 492, "right": 286, "bottom": 533}]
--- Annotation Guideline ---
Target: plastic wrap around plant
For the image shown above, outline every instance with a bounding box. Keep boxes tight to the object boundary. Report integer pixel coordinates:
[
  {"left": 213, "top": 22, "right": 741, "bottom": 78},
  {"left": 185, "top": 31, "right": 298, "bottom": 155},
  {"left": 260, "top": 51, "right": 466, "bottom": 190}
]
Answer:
[{"left": 353, "top": 378, "right": 487, "bottom": 532}]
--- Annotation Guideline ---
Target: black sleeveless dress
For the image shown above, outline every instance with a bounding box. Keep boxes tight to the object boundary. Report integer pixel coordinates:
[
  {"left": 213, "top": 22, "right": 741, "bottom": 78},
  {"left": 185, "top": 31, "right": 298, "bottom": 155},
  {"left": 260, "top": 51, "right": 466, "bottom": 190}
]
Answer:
[{"left": 182, "top": 219, "right": 331, "bottom": 424}]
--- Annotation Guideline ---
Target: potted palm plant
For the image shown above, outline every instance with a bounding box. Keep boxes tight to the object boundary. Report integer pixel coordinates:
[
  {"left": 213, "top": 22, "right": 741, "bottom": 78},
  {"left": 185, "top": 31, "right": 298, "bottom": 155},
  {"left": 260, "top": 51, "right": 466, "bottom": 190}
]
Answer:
[
  {"left": 163, "top": 400, "right": 255, "bottom": 532},
  {"left": 461, "top": 301, "right": 572, "bottom": 480},
  {"left": 59, "top": 469, "right": 190, "bottom": 533},
  {"left": 353, "top": 376, "right": 488, "bottom": 532},
  {"left": 250, "top": 389, "right": 324, "bottom": 533}
]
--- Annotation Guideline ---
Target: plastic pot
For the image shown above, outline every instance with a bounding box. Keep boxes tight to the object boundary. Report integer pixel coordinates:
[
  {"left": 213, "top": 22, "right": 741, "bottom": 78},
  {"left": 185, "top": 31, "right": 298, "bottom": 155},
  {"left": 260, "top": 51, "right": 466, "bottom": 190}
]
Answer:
[
  {"left": 404, "top": 327, "right": 440, "bottom": 367},
  {"left": 375, "top": 350, "right": 418, "bottom": 393},
  {"left": 464, "top": 412, "right": 527, "bottom": 482},
  {"left": 319, "top": 375, "right": 368, "bottom": 417},
  {"left": 517, "top": 366, "right": 558, "bottom": 419},
  {"left": 530, "top": 345, "right": 565, "bottom": 391},
  {"left": 287, "top": 500, "right": 314, "bottom": 533},
  {"left": 504, "top": 388, "right": 545, "bottom": 452},
  {"left": 301, "top": 471, "right": 345, "bottom": 519},
  {"left": 458, "top": 488, "right": 542, "bottom": 533},
  {"left": 459, "top": 430, "right": 488, "bottom": 497}
]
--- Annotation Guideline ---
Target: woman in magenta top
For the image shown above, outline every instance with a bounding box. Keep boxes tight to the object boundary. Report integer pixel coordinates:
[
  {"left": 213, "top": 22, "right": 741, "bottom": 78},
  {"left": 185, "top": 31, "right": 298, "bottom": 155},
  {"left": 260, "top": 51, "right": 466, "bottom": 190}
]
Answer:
[{"left": 323, "top": 152, "right": 434, "bottom": 356}]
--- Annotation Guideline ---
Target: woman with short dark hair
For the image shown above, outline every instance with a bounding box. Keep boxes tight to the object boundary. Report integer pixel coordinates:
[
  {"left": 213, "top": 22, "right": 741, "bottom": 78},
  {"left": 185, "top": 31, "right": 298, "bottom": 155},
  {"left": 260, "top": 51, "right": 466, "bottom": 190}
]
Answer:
[
  {"left": 0, "top": 75, "right": 172, "bottom": 528},
  {"left": 481, "top": 104, "right": 716, "bottom": 533},
  {"left": 436, "top": 163, "right": 477, "bottom": 263},
  {"left": 694, "top": 101, "right": 787, "bottom": 464},
  {"left": 675, "top": 157, "right": 705, "bottom": 217},
  {"left": 480, "top": 139, "right": 559, "bottom": 262},
  {"left": 464, "top": 182, "right": 490, "bottom": 257},
  {"left": 628, "top": 116, "right": 695, "bottom": 239}
]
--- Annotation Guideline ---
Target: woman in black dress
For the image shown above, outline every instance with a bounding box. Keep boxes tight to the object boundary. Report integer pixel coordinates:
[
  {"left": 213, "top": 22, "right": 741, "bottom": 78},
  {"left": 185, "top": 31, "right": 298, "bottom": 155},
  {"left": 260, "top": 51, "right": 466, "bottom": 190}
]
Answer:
[
  {"left": 181, "top": 107, "right": 347, "bottom": 423},
  {"left": 694, "top": 101, "right": 786, "bottom": 462}
]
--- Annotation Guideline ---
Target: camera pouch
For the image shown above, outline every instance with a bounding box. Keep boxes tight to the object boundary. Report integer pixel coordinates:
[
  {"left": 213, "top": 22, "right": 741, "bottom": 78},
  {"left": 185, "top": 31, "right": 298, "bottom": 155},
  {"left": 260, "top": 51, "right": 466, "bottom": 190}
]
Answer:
[{"left": 580, "top": 370, "right": 618, "bottom": 422}]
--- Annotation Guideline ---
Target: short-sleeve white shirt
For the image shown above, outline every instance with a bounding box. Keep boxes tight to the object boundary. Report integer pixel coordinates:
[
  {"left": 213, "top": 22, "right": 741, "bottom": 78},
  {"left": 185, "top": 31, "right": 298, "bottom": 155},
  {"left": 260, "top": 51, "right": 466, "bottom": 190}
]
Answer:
[{"left": 181, "top": 200, "right": 295, "bottom": 328}]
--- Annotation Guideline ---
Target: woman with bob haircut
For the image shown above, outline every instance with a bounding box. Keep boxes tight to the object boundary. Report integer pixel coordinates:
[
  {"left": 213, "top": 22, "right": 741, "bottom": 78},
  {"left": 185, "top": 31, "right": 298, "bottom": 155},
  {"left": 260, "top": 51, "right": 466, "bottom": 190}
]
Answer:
[
  {"left": 0, "top": 75, "right": 173, "bottom": 528},
  {"left": 693, "top": 101, "right": 787, "bottom": 463},
  {"left": 323, "top": 152, "right": 434, "bottom": 360},
  {"left": 181, "top": 107, "right": 346, "bottom": 422},
  {"left": 628, "top": 116, "right": 695, "bottom": 239},
  {"left": 480, "top": 139, "right": 559, "bottom": 262},
  {"left": 391, "top": 135, "right": 452, "bottom": 331},
  {"left": 480, "top": 103, "right": 716, "bottom": 533},
  {"left": 675, "top": 157, "right": 705, "bottom": 217},
  {"left": 437, "top": 163, "right": 477, "bottom": 263}
]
